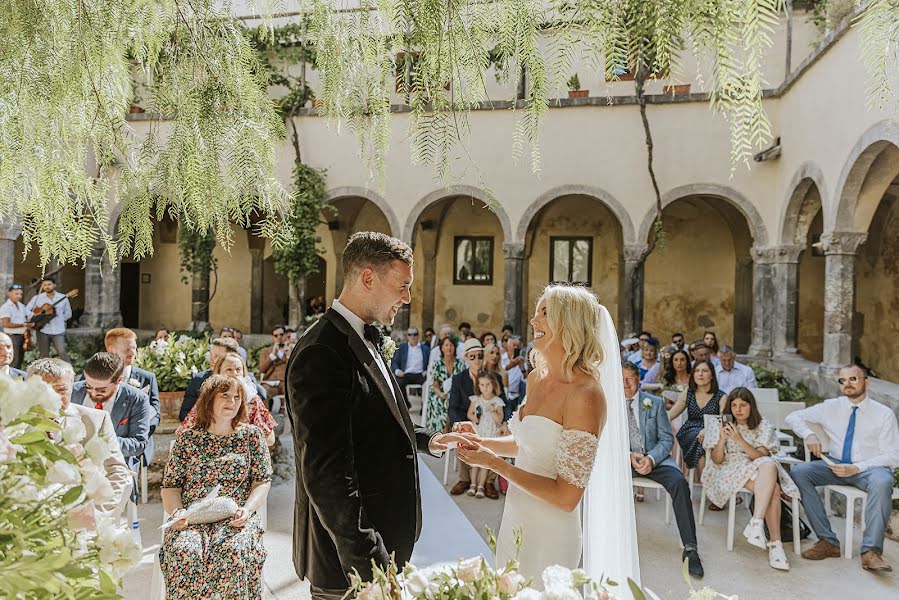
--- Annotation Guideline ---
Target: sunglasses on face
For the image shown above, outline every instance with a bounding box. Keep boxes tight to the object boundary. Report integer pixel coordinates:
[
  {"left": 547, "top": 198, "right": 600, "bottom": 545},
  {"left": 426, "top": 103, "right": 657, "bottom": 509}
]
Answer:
[
  {"left": 838, "top": 376, "right": 865, "bottom": 385},
  {"left": 468, "top": 352, "right": 484, "bottom": 360},
  {"left": 406, "top": 332, "right": 418, "bottom": 337}
]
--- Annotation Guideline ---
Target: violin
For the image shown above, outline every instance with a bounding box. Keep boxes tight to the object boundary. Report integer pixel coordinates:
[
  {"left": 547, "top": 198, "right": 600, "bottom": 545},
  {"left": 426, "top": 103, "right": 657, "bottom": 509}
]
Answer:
[{"left": 29, "top": 289, "right": 79, "bottom": 330}]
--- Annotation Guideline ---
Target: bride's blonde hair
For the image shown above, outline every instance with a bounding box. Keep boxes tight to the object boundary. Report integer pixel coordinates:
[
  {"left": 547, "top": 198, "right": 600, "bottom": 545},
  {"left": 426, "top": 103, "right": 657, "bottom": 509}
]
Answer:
[{"left": 533, "top": 284, "right": 605, "bottom": 381}]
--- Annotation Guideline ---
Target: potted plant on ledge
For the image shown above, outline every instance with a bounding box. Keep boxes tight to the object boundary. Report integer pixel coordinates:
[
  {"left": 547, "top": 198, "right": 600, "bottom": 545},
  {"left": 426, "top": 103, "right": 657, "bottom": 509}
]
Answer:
[
  {"left": 567, "top": 73, "right": 588, "bottom": 98},
  {"left": 134, "top": 334, "right": 210, "bottom": 431}
]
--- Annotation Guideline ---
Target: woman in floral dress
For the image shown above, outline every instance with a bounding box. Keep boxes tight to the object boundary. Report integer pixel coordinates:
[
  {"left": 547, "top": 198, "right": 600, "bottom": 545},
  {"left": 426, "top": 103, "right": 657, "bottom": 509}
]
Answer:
[
  {"left": 425, "top": 336, "right": 465, "bottom": 432},
  {"left": 161, "top": 374, "right": 273, "bottom": 599},
  {"left": 702, "top": 387, "right": 800, "bottom": 570},
  {"left": 178, "top": 352, "right": 278, "bottom": 447}
]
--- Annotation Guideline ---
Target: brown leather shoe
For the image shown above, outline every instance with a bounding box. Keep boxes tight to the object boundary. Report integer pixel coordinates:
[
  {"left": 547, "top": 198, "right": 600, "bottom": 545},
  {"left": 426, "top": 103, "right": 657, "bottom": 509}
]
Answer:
[
  {"left": 484, "top": 481, "right": 499, "bottom": 499},
  {"left": 450, "top": 480, "right": 470, "bottom": 496},
  {"left": 801, "top": 540, "right": 841, "bottom": 560},
  {"left": 862, "top": 550, "right": 893, "bottom": 572}
]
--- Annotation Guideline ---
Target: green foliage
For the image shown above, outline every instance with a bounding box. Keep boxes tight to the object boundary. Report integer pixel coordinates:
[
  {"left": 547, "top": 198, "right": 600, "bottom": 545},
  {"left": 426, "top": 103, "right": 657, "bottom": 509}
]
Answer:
[
  {"left": 748, "top": 362, "right": 823, "bottom": 405},
  {"left": 566, "top": 73, "right": 581, "bottom": 91},
  {"left": 134, "top": 335, "right": 210, "bottom": 392},
  {"left": 272, "top": 163, "right": 333, "bottom": 283},
  {"left": 807, "top": 0, "right": 857, "bottom": 35},
  {"left": 0, "top": 0, "right": 289, "bottom": 269},
  {"left": 245, "top": 341, "right": 271, "bottom": 380},
  {"left": 246, "top": 21, "right": 318, "bottom": 117},
  {"left": 178, "top": 226, "right": 216, "bottom": 284}
]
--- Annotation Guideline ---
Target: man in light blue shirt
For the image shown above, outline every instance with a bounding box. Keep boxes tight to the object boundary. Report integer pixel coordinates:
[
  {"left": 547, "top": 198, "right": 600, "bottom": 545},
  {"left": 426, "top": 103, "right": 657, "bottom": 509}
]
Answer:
[
  {"left": 714, "top": 345, "right": 757, "bottom": 394},
  {"left": 25, "top": 277, "right": 72, "bottom": 362}
]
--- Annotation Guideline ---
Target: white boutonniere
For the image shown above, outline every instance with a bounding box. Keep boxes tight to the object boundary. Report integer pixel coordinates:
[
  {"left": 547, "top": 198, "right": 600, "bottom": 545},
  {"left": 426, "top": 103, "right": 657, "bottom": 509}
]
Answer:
[
  {"left": 127, "top": 378, "right": 141, "bottom": 389},
  {"left": 642, "top": 397, "right": 652, "bottom": 410},
  {"left": 381, "top": 338, "right": 397, "bottom": 362}
]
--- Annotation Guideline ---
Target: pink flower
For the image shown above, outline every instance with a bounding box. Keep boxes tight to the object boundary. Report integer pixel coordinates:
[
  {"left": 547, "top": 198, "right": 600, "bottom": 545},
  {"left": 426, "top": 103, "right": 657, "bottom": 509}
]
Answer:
[
  {"left": 0, "top": 427, "right": 17, "bottom": 463},
  {"left": 66, "top": 502, "right": 97, "bottom": 531},
  {"left": 497, "top": 570, "right": 526, "bottom": 595}
]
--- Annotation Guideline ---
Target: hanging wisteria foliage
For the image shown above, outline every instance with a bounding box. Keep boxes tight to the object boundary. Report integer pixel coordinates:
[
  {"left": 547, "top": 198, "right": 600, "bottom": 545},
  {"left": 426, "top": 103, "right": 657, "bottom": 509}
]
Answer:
[{"left": 0, "top": 0, "right": 896, "bottom": 265}]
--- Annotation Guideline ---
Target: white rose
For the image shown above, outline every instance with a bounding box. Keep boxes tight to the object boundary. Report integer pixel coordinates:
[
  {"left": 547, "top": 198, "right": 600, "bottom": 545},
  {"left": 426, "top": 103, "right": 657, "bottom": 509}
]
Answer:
[
  {"left": 0, "top": 427, "right": 17, "bottom": 462},
  {"left": 404, "top": 569, "right": 431, "bottom": 598},
  {"left": 83, "top": 467, "right": 114, "bottom": 504},
  {"left": 457, "top": 557, "right": 483, "bottom": 583},
  {"left": 61, "top": 417, "right": 87, "bottom": 445},
  {"left": 96, "top": 518, "right": 141, "bottom": 576},
  {"left": 47, "top": 460, "right": 82, "bottom": 486},
  {"left": 9, "top": 480, "right": 40, "bottom": 504},
  {"left": 513, "top": 589, "right": 543, "bottom": 600},
  {"left": 357, "top": 583, "right": 387, "bottom": 600},
  {"left": 84, "top": 436, "right": 111, "bottom": 465},
  {"left": 0, "top": 388, "right": 30, "bottom": 425},
  {"left": 497, "top": 571, "right": 526, "bottom": 596},
  {"left": 26, "top": 377, "right": 62, "bottom": 415}
]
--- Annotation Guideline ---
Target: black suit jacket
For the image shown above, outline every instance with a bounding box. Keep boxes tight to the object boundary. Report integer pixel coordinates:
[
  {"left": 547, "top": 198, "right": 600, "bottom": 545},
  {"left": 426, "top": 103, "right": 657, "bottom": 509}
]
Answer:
[
  {"left": 447, "top": 369, "right": 508, "bottom": 426},
  {"left": 286, "top": 308, "right": 438, "bottom": 591},
  {"left": 179, "top": 369, "right": 266, "bottom": 422}
]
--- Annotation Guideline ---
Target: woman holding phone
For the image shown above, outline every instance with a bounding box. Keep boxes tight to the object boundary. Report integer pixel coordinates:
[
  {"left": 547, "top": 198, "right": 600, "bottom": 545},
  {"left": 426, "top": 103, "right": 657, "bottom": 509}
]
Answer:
[{"left": 701, "top": 387, "right": 801, "bottom": 571}]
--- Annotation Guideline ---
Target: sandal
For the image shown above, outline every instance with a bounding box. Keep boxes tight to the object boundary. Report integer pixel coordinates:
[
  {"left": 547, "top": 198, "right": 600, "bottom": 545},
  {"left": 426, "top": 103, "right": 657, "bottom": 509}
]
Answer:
[
  {"left": 475, "top": 486, "right": 486, "bottom": 499},
  {"left": 467, "top": 485, "right": 476, "bottom": 497},
  {"left": 768, "top": 541, "right": 790, "bottom": 571},
  {"left": 743, "top": 518, "right": 767, "bottom": 550},
  {"left": 709, "top": 496, "right": 742, "bottom": 511}
]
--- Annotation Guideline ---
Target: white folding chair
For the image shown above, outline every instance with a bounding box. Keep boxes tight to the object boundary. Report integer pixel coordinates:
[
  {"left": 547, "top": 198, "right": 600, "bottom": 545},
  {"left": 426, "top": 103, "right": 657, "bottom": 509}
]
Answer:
[
  {"left": 406, "top": 384, "right": 424, "bottom": 415},
  {"left": 632, "top": 476, "right": 671, "bottom": 524}
]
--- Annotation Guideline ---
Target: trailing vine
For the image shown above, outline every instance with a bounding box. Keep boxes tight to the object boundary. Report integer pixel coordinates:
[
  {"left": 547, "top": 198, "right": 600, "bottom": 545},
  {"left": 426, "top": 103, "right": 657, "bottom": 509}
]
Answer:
[
  {"left": 272, "top": 163, "right": 333, "bottom": 285},
  {"left": 178, "top": 226, "right": 216, "bottom": 285}
]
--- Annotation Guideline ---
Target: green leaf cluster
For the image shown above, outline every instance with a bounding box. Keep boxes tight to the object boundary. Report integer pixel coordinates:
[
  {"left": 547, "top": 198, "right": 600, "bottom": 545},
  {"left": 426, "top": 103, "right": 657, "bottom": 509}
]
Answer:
[
  {"left": 272, "top": 163, "right": 333, "bottom": 283},
  {"left": 748, "top": 362, "right": 823, "bottom": 405},
  {"left": 134, "top": 334, "right": 210, "bottom": 391},
  {"left": 178, "top": 226, "right": 216, "bottom": 284}
]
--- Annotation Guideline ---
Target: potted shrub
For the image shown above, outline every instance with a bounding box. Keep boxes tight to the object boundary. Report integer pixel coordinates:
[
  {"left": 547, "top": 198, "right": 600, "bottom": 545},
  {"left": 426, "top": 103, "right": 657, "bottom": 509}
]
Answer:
[
  {"left": 663, "top": 83, "right": 691, "bottom": 95},
  {"left": 567, "top": 73, "right": 588, "bottom": 98},
  {"left": 134, "top": 335, "right": 210, "bottom": 427}
]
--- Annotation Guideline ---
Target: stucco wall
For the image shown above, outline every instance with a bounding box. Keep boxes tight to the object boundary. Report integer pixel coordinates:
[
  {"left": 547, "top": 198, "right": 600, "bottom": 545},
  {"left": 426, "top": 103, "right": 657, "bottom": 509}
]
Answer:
[{"left": 137, "top": 226, "right": 191, "bottom": 331}]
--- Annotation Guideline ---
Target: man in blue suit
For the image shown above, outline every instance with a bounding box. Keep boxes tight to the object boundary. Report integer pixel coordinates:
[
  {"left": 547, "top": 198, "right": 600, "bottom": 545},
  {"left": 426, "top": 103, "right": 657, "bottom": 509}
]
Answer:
[
  {"left": 73, "top": 352, "right": 154, "bottom": 498},
  {"left": 623, "top": 361, "right": 704, "bottom": 578},
  {"left": 179, "top": 337, "right": 266, "bottom": 421},
  {"left": 0, "top": 332, "right": 27, "bottom": 379},
  {"left": 391, "top": 326, "right": 430, "bottom": 406}
]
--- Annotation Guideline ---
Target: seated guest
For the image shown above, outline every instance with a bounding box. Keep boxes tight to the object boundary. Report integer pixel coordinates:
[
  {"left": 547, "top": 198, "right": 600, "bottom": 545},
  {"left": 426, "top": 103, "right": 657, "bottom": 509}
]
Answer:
[
  {"left": 499, "top": 324, "right": 514, "bottom": 351},
  {"left": 620, "top": 336, "right": 640, "bottom": 364},
  {"left": 180, "top": 337, "right": 266, "bottom": 421},
  {"left": 637, "top": 340, "right": 660, "bottom": 383},
  {"left": 501, "top": 336, "right": 525, "bottom": 403},
  {"left": 424, "top": 336, "right": 465, "bottom": 433},
  {"left": 662, "top": 349, "right": 692, "bottom": 397},
  {"left": 484, "top": 342, "right": 509, "bottom": 390},
  {"left": 703, "top": 331, "right": 721, "bottom": 362},
  {"left": 178, "top": 352, "right": 278, "bottom": 447},
  {"left": 160, "top": 374, "right": 273, "bottom": 599},
  {"left": 28, "top": 358, "right": 131, "bottom": 514},
  {"left": 391, "top": 326, "right": 430, "bottom": 404},
  {"left": 690, "top": 342, "right": 720, "bottom": 367},
  {"left": 258, "top": 325, "right": 288, "bottom": 399},
  {"left": 0, "top": 332, "right": 27, "bottom": 379},
  {"left": 448, "top": 338, "right": 505, "bottom": 498},
  {"left": 786, "top": 365, "right": 899, "bottom": 571},
  {"left": 623, "top": 363, "right": 703, "bottom": 577},
  {"left": 668, "top": 360, "right": 726, "bottom": 474},
  {"left": 154, "top": 327, "right": 170, "bottom": 342},
  {"left": 671, "top": 332, "right": 686, "bottom": 352},
  {"left": 465, "top": 370, "right": 506, "bottom": 499},
  {"left": 72, "top": 353, "right": 154, "bottom": 480},
  {"left": 105, "top": 327, "right": 160, "bottom": 468},
  {"left": 220, "top": 327, "right": 248, "bottom": 362},
  {"left": 627, "top": 331, "right": 652, "bottom": 363},
  {"left": 428, "top": 324, "right": 455, "bottom": 365},
  {"left": 0, "top": 284, "right": 29, "bottom": 369},
  {"left": 703, "top": 387, "right": 800, "bottom": 571},
  {"left": 422, "top": 327, "right": 436, "bottom": 350},
  {"left": 715, "top": 345, "right": 757, "bottom": 394},
  {"left": 480, "top": 331, "right": 497, "bottom": 347}
]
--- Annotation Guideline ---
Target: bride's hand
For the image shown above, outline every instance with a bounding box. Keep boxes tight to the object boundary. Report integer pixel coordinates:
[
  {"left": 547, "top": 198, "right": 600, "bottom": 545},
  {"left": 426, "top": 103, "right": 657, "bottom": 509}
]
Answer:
[
  {"left": 457, "top": 443, "right": 499, "bottom": 470},
  {"left": 430, "top": 433, "right": 479, "bottom": 453},
  {"left": 452, "top": 421, "right": 477, "bottom": 435}
]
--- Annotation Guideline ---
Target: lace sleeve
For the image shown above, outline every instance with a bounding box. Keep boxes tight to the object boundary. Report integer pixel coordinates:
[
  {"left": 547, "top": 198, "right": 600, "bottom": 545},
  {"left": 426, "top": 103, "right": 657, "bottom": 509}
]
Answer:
[{"left": 556, "top": 429, "right": 599, "bottom": 488}]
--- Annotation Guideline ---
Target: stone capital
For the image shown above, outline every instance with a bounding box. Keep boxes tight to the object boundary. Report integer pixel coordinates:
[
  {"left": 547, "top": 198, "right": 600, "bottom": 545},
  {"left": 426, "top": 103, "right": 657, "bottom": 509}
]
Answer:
[
  {"left": 622, "top": 244, "right": 649, "bottom": 263},
  {"left": 820, "top": 231, "right": 867, "bottom": 256},
  {"left": 0, "top": 217, "right": 21, "bottom": 241},
  {"left": 750, "top": 244, "right": 804, "bottom": 265},
  {"left": 503, "top": 242, "right": 525, "bottom": 260}
]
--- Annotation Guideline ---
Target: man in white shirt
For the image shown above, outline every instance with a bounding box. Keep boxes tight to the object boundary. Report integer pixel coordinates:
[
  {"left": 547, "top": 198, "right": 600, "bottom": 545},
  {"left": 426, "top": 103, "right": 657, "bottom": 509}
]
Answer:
[
  {"left": 785, "top": 365, "right": 899, "bottom": 571},
  {"left": 715, "top": 345, "right": 757, "bottom": 394},
  {"left": 0, "top": 283, "right": 30, "bottom": 369},
  {"left": 501, "top": 336, "right": 525, "bottom": 399},
  {"left": 24, "top": 276, "right": 72, "bottom": 361},
  {"left": 0, "top": 333, "right": 27, "bottom": 379}
]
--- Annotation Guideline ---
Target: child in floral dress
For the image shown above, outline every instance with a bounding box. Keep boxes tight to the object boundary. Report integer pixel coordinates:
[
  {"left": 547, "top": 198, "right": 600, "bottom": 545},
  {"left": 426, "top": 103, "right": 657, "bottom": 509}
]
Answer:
[{"left": 466, "top": 370, "right": 506, "bottom": 498}]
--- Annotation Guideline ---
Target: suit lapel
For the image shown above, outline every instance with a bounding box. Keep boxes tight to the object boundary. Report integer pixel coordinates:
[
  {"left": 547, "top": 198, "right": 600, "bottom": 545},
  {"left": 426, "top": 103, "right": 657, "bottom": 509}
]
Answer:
[
  {"left": 110, "top": 387, "right": 128, "bottom": 432},
  {"left": 638, "top": 393, "right": 650, "bottom": 446},
  {"left": 323, "top": 310, "right": 412, "bottom": 443}
]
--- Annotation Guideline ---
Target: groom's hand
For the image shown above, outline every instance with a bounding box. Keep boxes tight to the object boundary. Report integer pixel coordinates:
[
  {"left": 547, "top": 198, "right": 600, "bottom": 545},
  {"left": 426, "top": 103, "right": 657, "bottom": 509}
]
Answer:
[{"left": 429, "top": 432, "right": 478, "bottom": 454}]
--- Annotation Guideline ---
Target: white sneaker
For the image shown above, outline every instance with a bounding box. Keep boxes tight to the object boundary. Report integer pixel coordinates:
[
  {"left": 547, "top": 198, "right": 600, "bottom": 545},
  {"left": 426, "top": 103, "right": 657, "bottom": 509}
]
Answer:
[
  {"left": 743, "top": 518, "right": 767, "bottom": 550},
  {"left": 768, "top": 540, "right": 790, "bottom": 570}
]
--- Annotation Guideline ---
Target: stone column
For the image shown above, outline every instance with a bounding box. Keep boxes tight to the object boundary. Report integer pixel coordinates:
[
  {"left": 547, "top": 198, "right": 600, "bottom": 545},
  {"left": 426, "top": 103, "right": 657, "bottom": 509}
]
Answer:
[
  {"left": 420, "top": 246, "right": 438, "bottom": 330},
  {"left": 619, "top": 244, "right": 648, "bottom": 336},
  {"left": 503, "top": 243, "right": 526, "bottom": 336},
  {"left": 747, "top": 248, "right": 776, "bottom": 357},
  {"left": 330, "top": 230, "right": 350, "bottom": 296},
  {"left": 248, "top": 248, "right": 264, "bottom": 333},
  {"left": 0, "top": 219, "right": 20, "bottom": 292},
  {"left": 770, "top": 245, "right": 804, "bottom": 354},
  {"left": 820, "top": 231, "right": 867, "bottom": 372},
  {"left": 80, "top": 243, "right": 123, "bottom": 330},
  {"left": 733, "top": 253, "right": 754, "bottom": 354}
]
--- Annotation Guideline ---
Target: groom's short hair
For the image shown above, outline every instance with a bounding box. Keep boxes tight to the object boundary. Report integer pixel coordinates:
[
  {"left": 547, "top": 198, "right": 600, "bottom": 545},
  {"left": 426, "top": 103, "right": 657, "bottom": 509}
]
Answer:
[{"left": 343, "top": 231, "right": 413, "bottom": 278}]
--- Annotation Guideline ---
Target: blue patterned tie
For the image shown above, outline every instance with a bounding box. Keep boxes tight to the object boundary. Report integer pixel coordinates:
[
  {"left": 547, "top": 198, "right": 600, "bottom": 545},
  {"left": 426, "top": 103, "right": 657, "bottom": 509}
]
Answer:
[{"left": 841, "top": 406, "right": 858, "bottom": 464}]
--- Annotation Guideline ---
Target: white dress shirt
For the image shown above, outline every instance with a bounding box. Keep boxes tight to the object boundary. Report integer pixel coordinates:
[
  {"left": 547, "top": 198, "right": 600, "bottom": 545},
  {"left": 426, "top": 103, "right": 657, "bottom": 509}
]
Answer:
[
  {"left": 25, "top": 292, "right": 72, "bottom": 335},
  {"left": 403, "top": 342, "right": 424, "bottom": 374},
  {"left": 331, "top": 300, "right": 397, "bottom": 402},
  {"left": 785, "top": 395, "right": 899, "bottom": 472},
  {"left": 0, "top": 299, "right": 28, "bottom": 334},
  {"left": 715, "top": 361, "right": 757, "bottom": 394}
]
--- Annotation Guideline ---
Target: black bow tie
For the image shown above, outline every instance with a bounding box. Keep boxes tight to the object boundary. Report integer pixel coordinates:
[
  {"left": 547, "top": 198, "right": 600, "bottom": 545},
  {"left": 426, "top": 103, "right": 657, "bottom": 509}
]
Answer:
[{"left": 363, "top": 324, "right": 383, "bottom": 347}]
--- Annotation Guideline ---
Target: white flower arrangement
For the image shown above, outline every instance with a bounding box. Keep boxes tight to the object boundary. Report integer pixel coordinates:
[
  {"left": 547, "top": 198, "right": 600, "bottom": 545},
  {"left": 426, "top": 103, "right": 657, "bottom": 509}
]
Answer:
[
  {"left": 0, "top": 377, "right": 140, "bottom": 597},
  {"left": 382, "top": 337, "right": 398, "bottom": 363},
  {"left": 348, "top": 529, "right": 736, "bottom": 600}
]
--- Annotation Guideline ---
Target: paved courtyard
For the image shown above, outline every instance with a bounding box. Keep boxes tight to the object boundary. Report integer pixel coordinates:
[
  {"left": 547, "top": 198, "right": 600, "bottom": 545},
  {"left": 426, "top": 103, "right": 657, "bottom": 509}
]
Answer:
[{"left": 123, "top": 418, "right": 898, "bottom": 600}]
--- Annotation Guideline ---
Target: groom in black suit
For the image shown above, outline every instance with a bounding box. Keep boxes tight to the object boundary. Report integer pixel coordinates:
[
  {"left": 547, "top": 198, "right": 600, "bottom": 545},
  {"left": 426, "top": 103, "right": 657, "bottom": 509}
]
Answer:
[{"left": 287, "top": 232, "right": 470, "bottom": 599}]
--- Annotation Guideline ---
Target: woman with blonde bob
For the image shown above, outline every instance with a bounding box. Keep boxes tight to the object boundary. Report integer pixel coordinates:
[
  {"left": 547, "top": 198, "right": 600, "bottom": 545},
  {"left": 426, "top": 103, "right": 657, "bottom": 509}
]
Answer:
[{"left": 457, "top": 283, "right": 639, "bottom": 586}]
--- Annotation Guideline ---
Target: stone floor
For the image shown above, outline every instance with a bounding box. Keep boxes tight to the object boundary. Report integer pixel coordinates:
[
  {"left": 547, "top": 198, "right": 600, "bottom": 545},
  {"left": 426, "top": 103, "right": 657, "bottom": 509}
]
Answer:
[{"left": 123, "top": 418, "right": 899, "bottom": 600}]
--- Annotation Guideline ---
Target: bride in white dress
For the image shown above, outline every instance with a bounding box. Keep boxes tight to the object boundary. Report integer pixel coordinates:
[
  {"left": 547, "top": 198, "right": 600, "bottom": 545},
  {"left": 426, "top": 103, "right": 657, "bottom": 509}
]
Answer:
[{"left": 457, "top": 284, "right": 639, "bottom": 590}]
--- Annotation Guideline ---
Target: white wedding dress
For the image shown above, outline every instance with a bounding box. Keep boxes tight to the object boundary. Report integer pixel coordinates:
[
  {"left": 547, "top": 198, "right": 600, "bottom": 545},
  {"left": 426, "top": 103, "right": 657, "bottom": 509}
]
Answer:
[{"left": 495, "top": 410, "right": 597, "bottom": 580}]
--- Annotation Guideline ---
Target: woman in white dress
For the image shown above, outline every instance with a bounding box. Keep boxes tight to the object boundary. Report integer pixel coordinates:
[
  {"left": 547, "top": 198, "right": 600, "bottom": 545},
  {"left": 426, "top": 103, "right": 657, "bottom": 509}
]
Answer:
[{"left": 457, "top": 284, "right": 638, "bottom": 586}]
